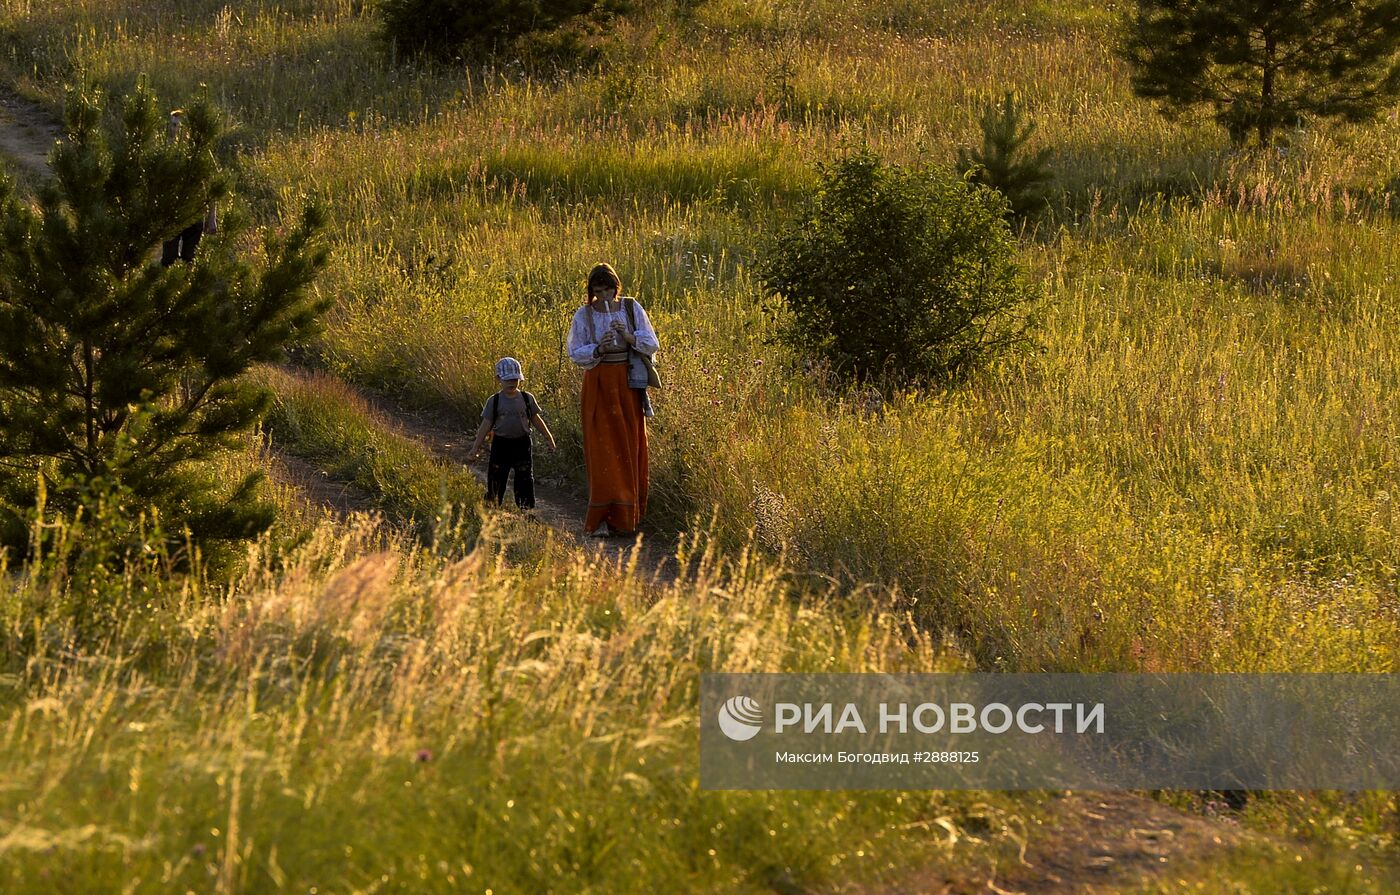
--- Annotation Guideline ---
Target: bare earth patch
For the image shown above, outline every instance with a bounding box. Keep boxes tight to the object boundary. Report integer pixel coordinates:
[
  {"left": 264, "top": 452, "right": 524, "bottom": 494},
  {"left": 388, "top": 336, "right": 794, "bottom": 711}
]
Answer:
[
  {"left": 265, "top": 446, "right": 377, "bottom": 518},
  {"left": 0, "top": 88, "right": 58, "bottom": 180},
  {"left": 1004, "top": 791, "right": 1246, "bottom": 894},
  {"left": 845, "top": 792, "right": 1249, "bottom": 895}
]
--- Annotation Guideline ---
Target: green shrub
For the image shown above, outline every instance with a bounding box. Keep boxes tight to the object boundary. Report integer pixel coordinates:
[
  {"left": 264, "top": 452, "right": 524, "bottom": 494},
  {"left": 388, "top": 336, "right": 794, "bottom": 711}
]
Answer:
[
  {"left": 2, "top": 472, "right": 188, "bottom": 659},
  {"left": 379, "top": 0, "right": 631, "bottom": 62},
  {"left": 759, "top": 149, "right": 1037, "bottom": 386}
]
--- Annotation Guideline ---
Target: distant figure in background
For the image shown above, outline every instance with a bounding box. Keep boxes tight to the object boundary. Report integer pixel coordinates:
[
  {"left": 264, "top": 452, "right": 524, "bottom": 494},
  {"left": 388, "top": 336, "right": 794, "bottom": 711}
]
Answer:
[
  {"left": 467, "top": 356, "right": 557, "bottom": 509},
  {"left": 161, "top": 109, "right": 217, "bottom": 266},
  {"left": 567, "top": 262, "right": 660, "bottom": 537}
]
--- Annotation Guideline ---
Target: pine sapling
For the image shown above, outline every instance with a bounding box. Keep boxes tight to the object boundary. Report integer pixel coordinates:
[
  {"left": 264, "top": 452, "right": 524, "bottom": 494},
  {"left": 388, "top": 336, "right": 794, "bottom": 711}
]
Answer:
[{"left": 957, "top": 91, "right": 1054, "bottom": 221}]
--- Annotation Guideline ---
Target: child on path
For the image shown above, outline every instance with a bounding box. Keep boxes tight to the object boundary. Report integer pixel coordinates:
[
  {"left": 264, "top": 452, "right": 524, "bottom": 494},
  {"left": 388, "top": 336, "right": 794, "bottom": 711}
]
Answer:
[{"left": 467, "top": 357, "right": 557, "bottom": 509}]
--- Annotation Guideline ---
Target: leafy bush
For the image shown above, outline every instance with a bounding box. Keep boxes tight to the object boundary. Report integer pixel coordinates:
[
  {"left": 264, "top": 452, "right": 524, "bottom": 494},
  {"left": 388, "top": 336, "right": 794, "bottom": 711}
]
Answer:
[
  {"left": 759, "top": 150, "right": 1037, "bottom": 386},
  {"left": 2, "top": 471, "right": 196, "bottom": 658},
  {"left": 379, "top": 0, "right": 631, "bottom": 62}
]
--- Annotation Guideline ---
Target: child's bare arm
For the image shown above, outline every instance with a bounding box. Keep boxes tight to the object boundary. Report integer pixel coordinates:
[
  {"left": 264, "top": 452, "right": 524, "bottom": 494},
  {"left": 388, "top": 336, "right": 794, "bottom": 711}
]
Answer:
[
  {"left": 530, "top": 414, "right": 557, "bottom": 453},
  {"left": 467, "top": 418, "right": 493, "bottom": 461}
]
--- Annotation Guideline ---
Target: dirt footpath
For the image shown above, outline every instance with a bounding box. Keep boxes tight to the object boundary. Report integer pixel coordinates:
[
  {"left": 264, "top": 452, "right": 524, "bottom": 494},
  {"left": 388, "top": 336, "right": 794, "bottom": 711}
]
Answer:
[
  {"left": 0, "top": 88, "right": 58, "bottom": 180},
  {"left": 331, "top": 373, "right": 680, "bottom": 580},
  {"left": 841, "top": 791, "right": 1252, "bottom": 894}
]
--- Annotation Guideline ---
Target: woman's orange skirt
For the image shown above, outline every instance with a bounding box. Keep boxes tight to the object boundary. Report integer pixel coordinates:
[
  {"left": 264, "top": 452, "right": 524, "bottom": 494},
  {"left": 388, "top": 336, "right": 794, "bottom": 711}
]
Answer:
[{"left": 581, "top": 362, "right": 648, "bottom": 533}]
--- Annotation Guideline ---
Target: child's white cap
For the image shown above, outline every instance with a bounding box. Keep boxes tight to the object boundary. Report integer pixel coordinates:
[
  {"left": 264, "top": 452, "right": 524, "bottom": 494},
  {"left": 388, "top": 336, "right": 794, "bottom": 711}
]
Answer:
[{"left": 495, "top": 357, "right": 523, "bottom": 380}]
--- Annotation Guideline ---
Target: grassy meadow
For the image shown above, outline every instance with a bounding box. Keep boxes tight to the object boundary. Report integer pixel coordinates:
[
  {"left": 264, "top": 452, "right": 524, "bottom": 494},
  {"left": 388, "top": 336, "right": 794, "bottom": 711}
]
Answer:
[{"left": 2, "top": 0, "right": 1400, "bottom": 890}]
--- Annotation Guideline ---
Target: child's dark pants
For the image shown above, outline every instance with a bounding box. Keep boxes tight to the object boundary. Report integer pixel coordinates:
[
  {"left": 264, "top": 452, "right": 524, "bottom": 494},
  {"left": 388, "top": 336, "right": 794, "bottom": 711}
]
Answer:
[
  {"left": 161, "top": 221, "right": 204, "bottom": 266},
  {"left": 486, "top": 435, "right": 534, "bottom": 508}
]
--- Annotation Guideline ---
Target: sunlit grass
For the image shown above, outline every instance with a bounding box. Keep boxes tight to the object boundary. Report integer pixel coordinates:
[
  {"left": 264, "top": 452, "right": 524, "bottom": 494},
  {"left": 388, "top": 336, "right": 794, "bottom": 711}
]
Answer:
[
  {"left": 7, "top": 0, "right": 1398, "bottom": 676},
  {"left": 256, "top": 364, "right": 482, "bottom": 537},
  {"left": 0, "top": 514, "right": 1028, "bottom": 893},
  {"left": 3, "top": 0, "right": 1400, "bottom": 880}
]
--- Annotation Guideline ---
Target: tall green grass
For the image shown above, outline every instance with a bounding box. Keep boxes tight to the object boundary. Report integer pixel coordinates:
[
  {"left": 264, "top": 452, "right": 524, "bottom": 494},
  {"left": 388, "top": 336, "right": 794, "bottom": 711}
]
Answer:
[
  {"left": 7, "top": 0, "right": 1399, "bottom": 675},
  {"left": 4, "top": 512, "right": 1395, "bottom": 892},
  {"left": 1, "top": 512, "right": 1035, "bottom": 893},
  {"left": 257, "top": 365, "right": 482, "bottom": 537},
  {"left": 4, "top": 0, "right": 1400, "bottom": 873}
]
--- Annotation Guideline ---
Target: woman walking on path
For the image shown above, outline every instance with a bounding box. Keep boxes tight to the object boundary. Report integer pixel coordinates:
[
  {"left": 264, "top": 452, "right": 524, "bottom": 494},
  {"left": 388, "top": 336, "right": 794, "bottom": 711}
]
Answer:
[{"left": 567, "top": 263, "right": 660, "bottom": 537}]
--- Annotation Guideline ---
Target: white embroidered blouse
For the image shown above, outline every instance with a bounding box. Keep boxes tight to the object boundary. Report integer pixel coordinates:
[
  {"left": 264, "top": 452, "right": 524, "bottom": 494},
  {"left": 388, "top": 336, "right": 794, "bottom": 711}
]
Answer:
[{"left": 567, "top": 297, "right": 661, "bottom": 370}]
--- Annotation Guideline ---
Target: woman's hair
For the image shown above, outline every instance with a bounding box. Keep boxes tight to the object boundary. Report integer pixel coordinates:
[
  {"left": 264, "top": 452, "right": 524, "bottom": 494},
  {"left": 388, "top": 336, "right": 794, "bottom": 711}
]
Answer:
[{"left": 586, "top": 262, "right": 622, "bottom": 302}]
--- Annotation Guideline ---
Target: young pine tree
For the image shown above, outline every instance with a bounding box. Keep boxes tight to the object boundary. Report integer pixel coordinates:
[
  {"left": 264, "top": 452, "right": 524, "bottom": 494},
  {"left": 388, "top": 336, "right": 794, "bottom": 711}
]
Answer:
[
  {"left": 0, "top": 82, "right": 330, "bottom": 558},
  {"left": 956, "top": 91, "right": 1053, "bottom": 221},
  {"left": 1120, "top": 0, "right": 1400, "bottom": 146}
]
